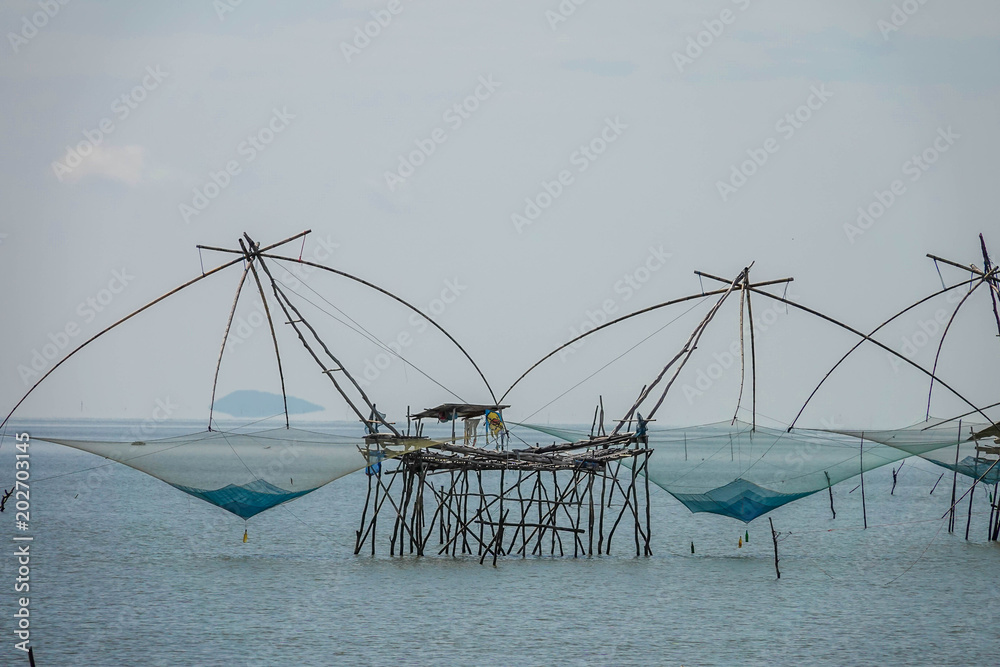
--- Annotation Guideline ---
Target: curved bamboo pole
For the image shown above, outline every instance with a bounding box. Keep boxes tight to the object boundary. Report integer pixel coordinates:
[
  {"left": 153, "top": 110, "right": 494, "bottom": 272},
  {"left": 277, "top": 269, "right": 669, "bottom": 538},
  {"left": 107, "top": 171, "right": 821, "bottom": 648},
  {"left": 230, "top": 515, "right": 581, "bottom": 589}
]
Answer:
[
  {"left": 785, "top": 273, "right": 987, "bottom": 431},
  {"left": 642, "top": 268, "right": 748, "bottom": 423},
  {"left": 259, "top": 253, "right": 498, "bottom": 406},
  {"left": 254, "top": 248, "right": 401, "bottom": 437},
  {"left": 0, "top": 231, "right": 311, "bottom": 432},
  {"left": 246, "top": 255, "right": 290, "bottom": 429},
  {"left": 932, "top": 399, "right": 1000, "bottom": 429},
  {"left": 731, "top": 281, "right": 747, "bottom": 425},
  {"left": 925, "top": 280, "right": 985, "bottom": 420},
  {"left": 745, "top": 276, "right": 757, "bottom": 432},
  {"left": 979, "top": 234, "right": 1000, "bottom": 337},
  {"left": 500, "top": 276, "right": 794, "bottom": 404},
  {"left": 735, "top": 284, "right": 995, "bottom": 427},
  {"left": 255, "top": 254, "right": 373, "bottom": 430},
  {"left": 2, "top": 257, "right": 241, "bottom": 431},
  {"left": 207, "top": 260, "right": 253, "bottom": 430}
]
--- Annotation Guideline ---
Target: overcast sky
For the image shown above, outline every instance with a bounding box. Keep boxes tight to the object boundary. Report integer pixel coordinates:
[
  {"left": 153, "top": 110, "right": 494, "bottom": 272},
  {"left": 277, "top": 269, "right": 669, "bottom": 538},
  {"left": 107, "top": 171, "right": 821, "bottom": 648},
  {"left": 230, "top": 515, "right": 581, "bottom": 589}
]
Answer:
[{"left": 2, "top": 0, "right": 999, "bottom": 430}]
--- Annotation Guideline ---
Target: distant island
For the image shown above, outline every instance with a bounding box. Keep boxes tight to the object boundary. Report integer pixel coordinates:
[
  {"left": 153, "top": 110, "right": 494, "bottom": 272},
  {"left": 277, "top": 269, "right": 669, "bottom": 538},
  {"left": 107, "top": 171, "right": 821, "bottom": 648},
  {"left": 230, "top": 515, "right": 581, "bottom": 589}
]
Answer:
[{"left": 212, "top": 390, "right": 323, "bottom": 418}]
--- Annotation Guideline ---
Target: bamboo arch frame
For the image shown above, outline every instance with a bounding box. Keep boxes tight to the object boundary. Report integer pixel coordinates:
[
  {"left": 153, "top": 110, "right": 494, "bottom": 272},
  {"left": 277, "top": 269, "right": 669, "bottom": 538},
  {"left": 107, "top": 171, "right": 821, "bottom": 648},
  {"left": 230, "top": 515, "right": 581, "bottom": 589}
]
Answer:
[{"left": 1, "top": 230, "right": 497, "bottom": 433}]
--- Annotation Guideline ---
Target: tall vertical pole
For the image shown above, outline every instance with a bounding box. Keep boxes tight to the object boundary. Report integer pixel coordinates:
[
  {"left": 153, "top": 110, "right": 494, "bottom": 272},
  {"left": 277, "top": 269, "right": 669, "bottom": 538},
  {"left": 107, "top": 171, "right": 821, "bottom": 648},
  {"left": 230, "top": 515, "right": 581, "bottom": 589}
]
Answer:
[
  {"left": 991, "top": 483, "right": 1000, "bottom": 541},
  {"left": 769, "top": 517, "right": 781, "bottom": 579},
  {"left": 644, "top": 450, "right": 652, "bottom": 556},
  {"left": 965, "top": 453, "right": 978, "bottom": 540},
  {"left": 860, "top": 433, "right": 868, "bottom": 530},
  {"left": 824, "top": 470, "right": 836, "bottom": 519},
  {"left": 949, "top": 420, "right": 962, "bottom": 533}
]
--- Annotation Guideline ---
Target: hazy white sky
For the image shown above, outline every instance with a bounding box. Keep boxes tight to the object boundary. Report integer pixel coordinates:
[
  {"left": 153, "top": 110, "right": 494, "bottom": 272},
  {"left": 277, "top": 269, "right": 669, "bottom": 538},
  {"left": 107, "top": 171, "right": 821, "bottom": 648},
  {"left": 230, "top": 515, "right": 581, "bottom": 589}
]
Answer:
[{"left": 2, "top": 0, "right": 999, "bottom": 429}]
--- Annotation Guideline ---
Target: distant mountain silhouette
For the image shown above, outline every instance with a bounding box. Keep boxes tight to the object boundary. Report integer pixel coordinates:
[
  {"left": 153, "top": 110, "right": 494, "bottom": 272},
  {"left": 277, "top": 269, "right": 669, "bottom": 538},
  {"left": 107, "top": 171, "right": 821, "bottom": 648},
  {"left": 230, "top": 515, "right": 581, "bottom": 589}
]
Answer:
[{"left": 213, "top": 390, "right": 323, "bottom": 417}]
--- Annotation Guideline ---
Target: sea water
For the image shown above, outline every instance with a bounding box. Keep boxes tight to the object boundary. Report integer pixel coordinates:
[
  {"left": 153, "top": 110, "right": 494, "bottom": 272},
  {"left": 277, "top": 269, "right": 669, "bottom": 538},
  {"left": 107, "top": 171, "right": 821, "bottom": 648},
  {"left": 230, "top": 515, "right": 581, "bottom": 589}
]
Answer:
[{"left": 0, "top": 420, "right": 997, "bottom": 666}]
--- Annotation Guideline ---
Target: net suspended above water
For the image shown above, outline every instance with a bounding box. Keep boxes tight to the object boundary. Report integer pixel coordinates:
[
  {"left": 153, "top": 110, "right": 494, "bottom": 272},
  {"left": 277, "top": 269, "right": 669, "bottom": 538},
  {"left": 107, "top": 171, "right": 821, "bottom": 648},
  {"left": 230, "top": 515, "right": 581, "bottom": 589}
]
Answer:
[
  {"left": 522, "top": 421, "right": 935, "bottom": 523},
  {"left": 37, "top": 428, "right": 437, "bottom": 519},
  {"left": 824, "top": 418, "right": 1000, "bottom": 486}
]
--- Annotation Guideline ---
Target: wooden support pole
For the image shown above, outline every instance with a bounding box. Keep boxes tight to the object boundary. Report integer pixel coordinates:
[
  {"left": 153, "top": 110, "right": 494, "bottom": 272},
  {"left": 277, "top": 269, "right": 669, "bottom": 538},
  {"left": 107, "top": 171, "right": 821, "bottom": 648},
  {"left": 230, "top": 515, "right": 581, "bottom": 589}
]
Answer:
[
  {"left": 414, "top": 465, "right": 427, "bottom": 555},
  {"left": 607, "top": 461, "right": 644, "bottom": 554},
  {"left": 598, "top": 465, "right": 608, "bottom": 555},
  {"left": 930, "top": 472, "right": 944, "bottom": 495},
  {"left": 389, "top": 467, "right": 405, "bottom": 556},
  {"left": 245, "top": 255, "right": 290, "bottom": 428},
  {"left": 355, "top": 465, "right": 374, "bottom": 554},
  {"left": 207, "top": 255, "right": 252, "bottom": 430},
  {"left": 986, "top": 483, "right": 996, "bottom": 540},
  {"left": 462, "top": 470, "right": 471, "bottom": 555},
  {"left": 769, "top": 517, "right": 781, "bottom": 579},
  {"left": 509, "top": 471, "right": 526, "bottom": 556},
  {"left": 992, "top": 483, "right": 1000, "bottom": 541},
  {"left": 965, "top": 479, "right": 975, "bottom": 541},
  {"left": 477, "top": 470, "right": 486, "bottom": 557},
  {"left": 632, "top": 452, "right": 641, "bottom": 557},
  {"left": 949, "top": 421, "right": 962, "bottom": 533},
  {"left": 371, "top": 464, "right": 381, "bottom": 555},
  {"left": 494, "top": 510, "right": 507, "bottom": 567},
  {"left": 520, "top": 471, "right": 580, "bottom": 556},
  {"left": 588, "top": 472, "right": 596, "bottom": 556},
  {"left": 573, "top": 472, "right": 582, "bottom": 558},
  {"left": 598, "top": 396, "right": 606, "bottom": 436},
  {"left": 824, "top": 470, "right": 836, "bottom": 519},
  {"left": 536, "top": 473, "right": 543, "bottom": 556},
  {"left": 644, "top": 451, "right": 653, "bottom": 556},
  {"left": 357, "top": 465, "right": 397, "bottom": 556},
  {"left": 745, "top": 281, "right": 757, "bottom": 432},
  {"left": 438, "top": 484, "right": 446, "bottom": 545},
  {"left": 860, "top": 434, "right": 868, "bottom": 530},
  {"left": 497, "top": 467, "right": 506, "bottom": 556},
  {"left": 733, "top": 281, "right": 747, "bottom": 425}
]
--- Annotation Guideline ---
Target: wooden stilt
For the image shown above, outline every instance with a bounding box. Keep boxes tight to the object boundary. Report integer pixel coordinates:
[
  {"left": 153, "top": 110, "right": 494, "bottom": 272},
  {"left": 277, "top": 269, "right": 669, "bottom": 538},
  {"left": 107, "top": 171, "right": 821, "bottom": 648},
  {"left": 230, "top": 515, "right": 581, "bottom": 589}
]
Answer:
[
  {"left": 965, "top": 476, "right": 975, "bottom": 541},
  {"left": 644, "top": 451, "right": 653, "bottom": 556},
  {"left": 769, "top": 517, "right": 781, "bottom": 579},
  {"left": 632, "top": 452, "right": 641, "bottom": 557},
  {"left": 949, "top": 421, "right": 962, "bottom": 533},
  {"left": 598, "top": 465, "right": 608, "bottom": 555},
  {"left": 588, "top": 473, "right": 595, "bottom": 556},
  {"left": 824, "top": 470, "right": 836, "bottom": 520},
  {"left": 930, "top": 472, "right": 944, "bottom": 495},
  {"left": 354, "top": 428, "right": 653, "bottom": 563},
  {"left": 371, "top": 464, "right": 382, "bottom": 556},
  {"left": 860, "top": 434, "right": 868, "bottom": 530},
  {"left": 992, "top": 484, "right": 1000, "bottom": 542},
  {"left": 355, "top": 465, "right": 374, "bottom": 554}
]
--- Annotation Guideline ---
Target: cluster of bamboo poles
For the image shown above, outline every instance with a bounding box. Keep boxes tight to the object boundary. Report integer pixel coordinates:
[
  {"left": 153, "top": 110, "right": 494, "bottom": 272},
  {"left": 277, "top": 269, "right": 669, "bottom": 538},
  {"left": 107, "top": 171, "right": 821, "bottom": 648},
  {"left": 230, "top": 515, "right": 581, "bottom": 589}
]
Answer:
[{"left": 354, "top": 441, "right": 653, "bottom": 563}]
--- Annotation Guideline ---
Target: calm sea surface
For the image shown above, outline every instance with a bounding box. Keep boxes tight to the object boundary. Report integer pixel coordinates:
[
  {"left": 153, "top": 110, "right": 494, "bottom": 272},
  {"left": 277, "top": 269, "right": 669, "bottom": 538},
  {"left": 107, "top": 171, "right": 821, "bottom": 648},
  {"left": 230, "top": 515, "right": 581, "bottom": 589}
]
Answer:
[{"left": 1, "top": 420, "right": 998, "bottom": 666}]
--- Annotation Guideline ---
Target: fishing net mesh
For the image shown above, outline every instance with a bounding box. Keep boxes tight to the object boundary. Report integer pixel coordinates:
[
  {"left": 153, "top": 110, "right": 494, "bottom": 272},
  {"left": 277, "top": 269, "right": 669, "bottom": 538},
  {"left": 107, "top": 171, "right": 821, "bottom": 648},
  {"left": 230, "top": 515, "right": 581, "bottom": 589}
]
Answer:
[
  {"left": 521, "top": 421, "right": 957, "bottom": 523},
  {"left": 38, "top": 428, "right": 437, "bottom": 519},
  {"left": 828, "top": 418, "right": 1000, "bottom": 486}
]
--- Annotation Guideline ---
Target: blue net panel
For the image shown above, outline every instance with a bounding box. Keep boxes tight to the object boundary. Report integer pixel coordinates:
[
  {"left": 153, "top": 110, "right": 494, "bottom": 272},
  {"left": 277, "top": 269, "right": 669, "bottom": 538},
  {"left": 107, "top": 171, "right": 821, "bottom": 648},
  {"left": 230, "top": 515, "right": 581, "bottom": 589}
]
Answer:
[
  {"left": 670, "top": 478, "right": 814, "bottom": 523},
  {"left": 520, "top": 420, "right": 930, "bottom": 523},
  {"left": 171, "top": 480, "right": 315, "bottom": 519},
  {"left": 37, "top": 428, "right": 439, "bottom": 519}
]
